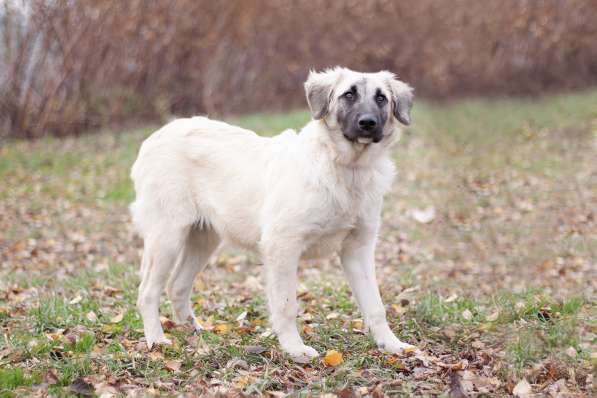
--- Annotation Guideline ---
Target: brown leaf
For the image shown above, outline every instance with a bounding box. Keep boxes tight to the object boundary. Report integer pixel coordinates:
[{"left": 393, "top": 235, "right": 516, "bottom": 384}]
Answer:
[
  {"left": 110, "top": 311, "right": 124, "bottom": 324},
  {"left": 486, "top": 310, "right": 500, "bottom": 322},
  {"left": 443, "top": 326, "right": 457, "bottom": 339},
  {"left": 226, "top": 358, "right": 249, "bottom": 370},
  {"left": 370, "top": 384, "right": 386, "bottom": 398},
  {"left": 449, "top": 371, "right": 469, "bottom": 398},
  {"left": 44, "top": 370, "right": 59, "bottom": 386},
  {"left": 438, "top": 360, "right": 468, "bottom": 370},
  {"left": 471, "top": 340, "right": 484, "bottom": 349},
  {"left": 103, "top": 286, "right": 122, "bottom": 296},
  {"left": 164, "top": 360, "right": 182, "bottom": 372},
  {"left": 303, "top": 325, "right": 315, "bottom": 335},
  {"left": 245, "top": 345, "right": 267, "bottom": 354},
  {"left": 564, "top": 346, "right": 576, "bottom": 358},
  {"left": 512, "top": 378, "right": 532, "bottom": 397},
  {"left": 160, "top": 316, "right": 175, "bottom": 330},
  {"left": 70, "top": 377, "right": 94, "bottom": 397},
  {"left": 85, "top": 311, "right": 97, "bottom": 322},
  {"left": 336, "top": 387, "right": 357, "bottom": 398}
]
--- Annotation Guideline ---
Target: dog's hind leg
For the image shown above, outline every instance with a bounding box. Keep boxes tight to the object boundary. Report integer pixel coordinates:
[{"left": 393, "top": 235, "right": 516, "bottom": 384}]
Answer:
[
  {"left": 167, "top": 226, "right": 220, "bottom": 331},
  {"left": 137, "top": 223, "right": 189, "bottom": 348}
]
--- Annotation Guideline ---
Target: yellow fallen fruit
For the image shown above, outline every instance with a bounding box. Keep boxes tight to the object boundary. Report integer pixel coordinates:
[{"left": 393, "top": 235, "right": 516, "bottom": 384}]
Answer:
[
  {"left": 214, "top": 324, "right": 230, "bottom": 334},
  {"left": 324, "top": 350, "right": 344, "bottom": 366}
]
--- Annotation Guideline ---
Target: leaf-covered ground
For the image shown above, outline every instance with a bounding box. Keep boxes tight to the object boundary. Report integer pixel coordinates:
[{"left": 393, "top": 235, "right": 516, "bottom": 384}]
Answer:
[{"left": 1, "top": 91, "right": 596, "bottom": 397}]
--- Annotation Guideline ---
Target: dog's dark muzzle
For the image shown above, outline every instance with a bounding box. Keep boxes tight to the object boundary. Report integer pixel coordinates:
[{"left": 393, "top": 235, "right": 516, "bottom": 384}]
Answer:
[{"left": 355, "top": 114, "right": 383, "bottom": 143}]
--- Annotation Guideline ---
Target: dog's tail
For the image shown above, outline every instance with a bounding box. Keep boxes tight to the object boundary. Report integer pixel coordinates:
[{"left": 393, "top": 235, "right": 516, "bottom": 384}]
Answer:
[{"left": 129, "top": 200, "right": 147, "bottom": 277}]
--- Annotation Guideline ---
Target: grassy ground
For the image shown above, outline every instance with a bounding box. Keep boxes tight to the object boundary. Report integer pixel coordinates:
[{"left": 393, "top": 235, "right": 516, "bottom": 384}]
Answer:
[{"left": 1, "top": 90, "right": 596, "bottom": 397}]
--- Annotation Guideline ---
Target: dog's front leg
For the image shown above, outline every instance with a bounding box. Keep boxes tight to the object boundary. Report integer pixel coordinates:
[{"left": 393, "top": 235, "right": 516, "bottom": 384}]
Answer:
[
  {"left": 262, "top": 239, "right": 318, "bottom": 363},
  {"left": 340, "top": 226, "right": 416, "bottom": 354}
]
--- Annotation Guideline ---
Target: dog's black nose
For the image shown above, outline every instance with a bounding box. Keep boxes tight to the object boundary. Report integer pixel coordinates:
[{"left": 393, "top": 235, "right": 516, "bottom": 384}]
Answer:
[{"left": 358, "top": 115, "right": 377, "bottom": 131}]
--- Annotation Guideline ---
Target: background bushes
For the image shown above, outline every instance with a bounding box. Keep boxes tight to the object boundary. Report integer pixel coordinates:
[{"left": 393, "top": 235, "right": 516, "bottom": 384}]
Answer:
[{"left": 1, "top": 0, "right": 596, "bottom": 139}]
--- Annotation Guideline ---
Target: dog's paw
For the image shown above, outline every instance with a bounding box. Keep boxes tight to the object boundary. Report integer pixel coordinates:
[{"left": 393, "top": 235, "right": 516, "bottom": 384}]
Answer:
[
  {"left": 377, "top": 337, "right": 417, "bottom": 354},
  {"left": 190, "top": 317, "right": 204, "bottom": 333},
  {"left": 145, "top": 332, "right": 172, "bottom": 349},
  {"left": 284, "top": 344, "right": 319, "bottom": 363}
]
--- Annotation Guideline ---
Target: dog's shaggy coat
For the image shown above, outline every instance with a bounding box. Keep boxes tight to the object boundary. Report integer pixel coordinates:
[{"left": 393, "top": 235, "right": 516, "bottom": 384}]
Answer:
[{"left": 130, "top": 67, "right": 415, "bottom": 362}]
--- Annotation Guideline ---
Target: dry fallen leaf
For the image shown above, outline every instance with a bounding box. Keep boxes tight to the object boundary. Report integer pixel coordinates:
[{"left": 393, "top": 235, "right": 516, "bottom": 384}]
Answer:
[
  {"left": 260, "top": 329, "right": 273, "bottom": 338},
  {"left": 110, "top": 311, "right": 124, "bottom": 324},
  {"left": 472, "top": 340, "right": 485, "bottom": 349},
  {"left": 233, "top": 375, "right": 256, "bottom": 388},
  {"left": 302, "top": 312, "right": 314, "bottom": 321},
  {"left": 411, "top": 206, "right": 436, "bottom": 223},
  {"left": 512, "top": 378, "right": 532, "bottom": 397},
  {"left": 326, "top": 312, "right": 339, "bottom": 320},
  {"left": 303, "top": 325, "right": 315, "bottom": 335},
  {"left": 449, "top": 371, "right": 469, "bottom": 398},
  {"left": 438, "top": 360, "right": 468, "bottom": 371},
  {"left": 443, "top": 327, "right": 457, "bottom": 339},
  {"left": 462, "top": 309, "right": 473, "bottom": 321},
  {"left": 43, "top": 370, "right": 60, "bottom": 386},
  {"left": 565, "top": 346, "right": 577, "bottom": 358},
  {"left": 160, "top": 316, "right": 176, "bottom": 330},
  {"left": 164, "top": 360, "right": 182, "bottom": 372},
  {"left": 351, "top": 319, "right": 364, "bottom": 330},
  {"left": 236, "top": 311, "right": 247, "bottom": 321},
  {"left": 391, "top": 303, "right": 407, "bottom": 314},
  {"left": 69, "top": 295, "right": 82, "bottom": 305},
  {"left": 226, "top": 358, "right": 249, "bottom": 370},
  {"left": 545, "top": 379, "right": 568, "bottom": 396},
  {"left": 214, "top": 324, "right": 230, "bottom": 334},
  {"left": 323, "top": 350, "right": 343, "bottom": 366},
  {"left": 70, "top": 377, "right": 94, "bottom": 397},
  {"left": 445, "top": 294, "right": 458, "bottom": 303},
  {"left": 245, "top": 345, "right": 267, "bottom": 354},
  {"left": 86, "top": 311, "right": 97, "bottom": 322},
  {"left": 486, "top": 310, "right": 500, "bottom": 322}
]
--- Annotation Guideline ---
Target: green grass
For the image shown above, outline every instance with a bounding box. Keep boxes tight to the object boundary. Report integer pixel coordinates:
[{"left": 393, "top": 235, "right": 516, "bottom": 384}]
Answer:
[
  {"left": 1, "top": 89, "right": 596, "bottom": 395},
  {"left": 0, "top": 368, "right": 41, "bottom": 394},
  {"left": 1, "top": 262, "right": 593, "bottom": 395}
]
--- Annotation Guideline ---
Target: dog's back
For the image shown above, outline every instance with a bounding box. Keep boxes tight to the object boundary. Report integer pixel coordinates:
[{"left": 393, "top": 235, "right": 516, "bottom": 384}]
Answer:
[{"left": 130, "top": 116, "right": 271, "bottom": 246}]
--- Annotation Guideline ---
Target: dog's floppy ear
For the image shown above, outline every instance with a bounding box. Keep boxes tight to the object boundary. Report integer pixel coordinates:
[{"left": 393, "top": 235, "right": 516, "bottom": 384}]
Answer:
[
  {"left": 385, "top": 73, "right": 414, "bottom": 126},
  {"left": 304, "top": 69, "right": 342, "bottom": 120}
]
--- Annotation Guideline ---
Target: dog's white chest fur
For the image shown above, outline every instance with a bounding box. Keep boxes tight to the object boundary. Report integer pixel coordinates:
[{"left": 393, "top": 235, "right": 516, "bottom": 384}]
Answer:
[{"left": 301, "top": 168, "right": 380, "bottom": 259}]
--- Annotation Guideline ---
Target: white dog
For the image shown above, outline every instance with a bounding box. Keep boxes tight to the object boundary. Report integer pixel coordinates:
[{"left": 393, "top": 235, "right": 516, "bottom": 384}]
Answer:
[{"left": 130, "top": 67, "right": 415, "bottom": 362}]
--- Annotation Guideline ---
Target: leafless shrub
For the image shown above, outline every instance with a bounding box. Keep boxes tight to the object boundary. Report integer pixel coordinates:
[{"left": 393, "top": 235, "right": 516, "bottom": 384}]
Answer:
[{"left": 1, "top": 0, "right": 596, "bottom": 139}]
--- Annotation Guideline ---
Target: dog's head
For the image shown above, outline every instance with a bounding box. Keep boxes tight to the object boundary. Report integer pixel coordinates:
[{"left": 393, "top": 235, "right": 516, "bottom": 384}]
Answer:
[{"left": 304, "top": 67, "right": 413, "bottom": 145}]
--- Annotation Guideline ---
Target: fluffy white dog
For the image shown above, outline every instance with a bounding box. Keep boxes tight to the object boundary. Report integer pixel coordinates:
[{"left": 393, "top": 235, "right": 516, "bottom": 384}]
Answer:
[{"left": 130, "top": 67, "right": 415, "bottom": 362}]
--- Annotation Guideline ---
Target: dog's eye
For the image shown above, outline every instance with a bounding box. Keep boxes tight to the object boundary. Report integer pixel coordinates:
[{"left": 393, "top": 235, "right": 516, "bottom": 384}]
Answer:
[
  {"left": 376, "top": 94, "right": 387, "bottom": 103},
  {"left": 343, "top": 92, "right": 355, "bottom": 100}
]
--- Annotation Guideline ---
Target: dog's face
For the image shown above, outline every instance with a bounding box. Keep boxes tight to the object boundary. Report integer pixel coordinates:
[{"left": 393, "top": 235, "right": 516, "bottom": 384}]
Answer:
[{"left": 304, "top": 68, "right": 413, "bottom": 145}]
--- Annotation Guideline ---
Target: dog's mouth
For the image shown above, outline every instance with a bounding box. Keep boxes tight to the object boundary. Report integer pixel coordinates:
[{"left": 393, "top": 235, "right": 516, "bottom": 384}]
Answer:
[{"left": 343, "top": 134, "right": 382, "bottom": 145}]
